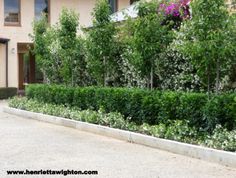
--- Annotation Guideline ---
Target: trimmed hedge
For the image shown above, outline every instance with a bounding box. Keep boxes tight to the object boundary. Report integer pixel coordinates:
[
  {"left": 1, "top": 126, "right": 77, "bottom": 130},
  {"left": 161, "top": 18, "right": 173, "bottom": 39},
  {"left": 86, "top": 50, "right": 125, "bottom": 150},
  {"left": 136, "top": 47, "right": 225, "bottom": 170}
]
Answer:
[
  {"left": 9, "top": 97, "right": 236, "bottom": 152},
  {"left": 25, "top": 84, "right": 236, "bottom": 131},
  {"left": 0, "top": 87, "right": 17, "bottom": 99}
]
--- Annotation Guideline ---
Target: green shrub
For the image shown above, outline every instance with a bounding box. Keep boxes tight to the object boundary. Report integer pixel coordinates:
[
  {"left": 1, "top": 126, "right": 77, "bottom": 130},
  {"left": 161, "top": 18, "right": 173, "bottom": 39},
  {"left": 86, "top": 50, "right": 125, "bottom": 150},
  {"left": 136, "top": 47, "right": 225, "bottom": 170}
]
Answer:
[
  {"left": 164, "top": 120, "right": 198, "bottom": 143},
  {"left": 0, "top": 87, "right": 17, "bottom": 99},
  {"left": 177, "top": 93, "right": 207, "bottom": 129},
  {"left": 203, "top": 94, "right": 236, "bottom": 132},
  {"left": 9, "top": 97, "right": 236, "bottom": 152},
  {"left": 203, "top": 125, "right": 236, "bottom": 152},
  {"left": 25, "top": 84, "right": 236, "bottom": 131}
]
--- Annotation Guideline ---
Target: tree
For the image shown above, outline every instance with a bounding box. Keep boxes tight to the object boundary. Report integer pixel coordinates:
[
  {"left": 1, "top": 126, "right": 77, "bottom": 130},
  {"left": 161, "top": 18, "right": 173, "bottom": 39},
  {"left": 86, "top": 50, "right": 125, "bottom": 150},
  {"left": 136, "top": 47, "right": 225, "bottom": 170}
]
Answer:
[
  {"left": 177, "top": 0, "right": 236, "bottom": 93},
  {"left": 31, "top": 15, "right": 52, "bottom": 82},
  {"left": 86, "top": 0, "right": 117, "bottom": 86},
  {"left": 31, "top": 9, "right": 88, "bottom": 86},
  {"left": 58, "top": 9, "right": 81, "bottom": 86},
  {"left": 125, "top": 1, "right": 173, "bottom": 89}
]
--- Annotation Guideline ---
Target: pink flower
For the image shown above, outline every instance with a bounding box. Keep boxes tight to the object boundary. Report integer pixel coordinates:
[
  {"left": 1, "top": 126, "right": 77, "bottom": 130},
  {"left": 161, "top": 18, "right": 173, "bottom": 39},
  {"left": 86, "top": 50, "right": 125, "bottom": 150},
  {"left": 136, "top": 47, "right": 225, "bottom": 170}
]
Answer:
[
  {"left": 158, "top": 0, "right": 191, "bottom": 18},
  {"left": 157, "top": 0, "right": 191, "bottom": 29}
]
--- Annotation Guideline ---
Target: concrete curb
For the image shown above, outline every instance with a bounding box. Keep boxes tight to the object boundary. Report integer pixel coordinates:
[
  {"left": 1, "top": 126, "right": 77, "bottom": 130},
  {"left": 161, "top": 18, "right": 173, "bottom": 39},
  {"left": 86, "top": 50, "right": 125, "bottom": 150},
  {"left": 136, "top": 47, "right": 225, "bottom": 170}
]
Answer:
[{"left": 3, "top": 106, "right": 236, "bottom": 168}]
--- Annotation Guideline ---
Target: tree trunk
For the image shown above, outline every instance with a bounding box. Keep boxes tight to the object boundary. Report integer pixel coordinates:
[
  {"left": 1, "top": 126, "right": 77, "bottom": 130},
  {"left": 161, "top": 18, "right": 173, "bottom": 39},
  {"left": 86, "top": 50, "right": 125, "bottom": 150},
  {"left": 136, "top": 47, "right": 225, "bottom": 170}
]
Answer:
[
  {"left": 215, "top": 58, "right": 220, "bottom": 94},
  {"left": 103, "top": 57, "right": 106, "bottom": 87},
  {"left": 150, "top": 66, "right": 153, "bottom": 90},
  {"left": 207, "top": 65, "right": 210, "bottom": 95},
  {"left": 71, "top": 68, "right": 74, "bottom": 87},
  {"left": 43, "top": 70, "right": 47, "bottom": 83}
]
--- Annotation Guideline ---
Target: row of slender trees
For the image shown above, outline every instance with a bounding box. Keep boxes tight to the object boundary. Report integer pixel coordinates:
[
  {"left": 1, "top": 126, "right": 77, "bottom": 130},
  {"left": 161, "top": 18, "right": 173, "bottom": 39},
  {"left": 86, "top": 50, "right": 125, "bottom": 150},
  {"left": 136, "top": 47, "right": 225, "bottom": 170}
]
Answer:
[{"left": 31, "top": 0, "right": 236, "bottom": 93}]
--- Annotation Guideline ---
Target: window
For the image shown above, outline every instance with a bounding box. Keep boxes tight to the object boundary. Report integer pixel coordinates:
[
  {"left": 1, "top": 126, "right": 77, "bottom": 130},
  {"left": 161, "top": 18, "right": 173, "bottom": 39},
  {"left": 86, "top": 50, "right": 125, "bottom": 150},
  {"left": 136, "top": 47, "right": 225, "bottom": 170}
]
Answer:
[
  {"left": 35, "top": 0, "right": 49, "bottom": 21},
  {"left": 4, "top": 0, "right": 20, "bottom": 25},
  {"left": 109, "top": 0, "right": 117, "bottom": 13}
]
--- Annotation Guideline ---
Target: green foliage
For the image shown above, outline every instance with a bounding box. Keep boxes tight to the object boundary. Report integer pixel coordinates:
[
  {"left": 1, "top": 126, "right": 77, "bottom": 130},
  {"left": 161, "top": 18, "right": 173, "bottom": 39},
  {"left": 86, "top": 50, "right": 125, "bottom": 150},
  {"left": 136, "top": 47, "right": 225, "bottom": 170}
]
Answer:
[
  {"left": 139, "top": 120, "right": 199, "bottom": 144},
  {"left": 58, "top": 9, "right": 80, "bottom": 86},
  {"left": 31, "top": 9, "right": 88, "bottom": 86},
  {"left": 26, "top": 84, "right": 236, "bottom": 132},
  {"left": 176, "top": 0, "right": 236, "bottom": 92},
  {"left": 31, "top": 15, "right": 51, "bottom": 81},
  {"left": 86, "top": 0, "right": 118, "bottom": 86},
  {"left": 25, "top": 84, "right": 74, "bottom": 105},
  {"left": 0, "top": 88, "right": 17, "bottom": 99},
  {"left": 137, "top": 0, "right": 157, "bottom": 17},
  {"left": 9, "top": 97, "right": 236, "bottom": 152},
  {"left": 164, "top": 120, "right": 198, "bottom": 143},
  {"left": 203, "top": 94, "right": 236, "bottom": 131},
  {"left": 30, "top": 0, "right": 236, "bottom": 92},
  {"left": 123, "top": 1, "right": 173, "bottom": 89},
  {"left": 156, "top": 47, "right": 202, "bottom": 91},
  {"left": 204, "top": 125, "right": 236, "bottom": 152},
  {"left": 118, "top": 45, "right": 147, "bottom": 88},
  {"left": 177, "top": 93, "right": 207, "bottom": 129}
]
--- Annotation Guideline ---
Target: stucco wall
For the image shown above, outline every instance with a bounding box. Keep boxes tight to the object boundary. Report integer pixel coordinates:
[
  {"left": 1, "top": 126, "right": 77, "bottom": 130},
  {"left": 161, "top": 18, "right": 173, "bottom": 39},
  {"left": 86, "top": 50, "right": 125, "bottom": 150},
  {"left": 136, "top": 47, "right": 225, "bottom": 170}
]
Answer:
[
  {"left": 118, "top": 0, "right": 131, "bottom": 11},
  {"left": 0, "top": 0, "right": 35, "bottom": 88},
  {"left": 0, "top": 44, "right": 6, "bottom": 87},
  {"left": 50, "top": 0, "right": 96, "bottom": 27}
]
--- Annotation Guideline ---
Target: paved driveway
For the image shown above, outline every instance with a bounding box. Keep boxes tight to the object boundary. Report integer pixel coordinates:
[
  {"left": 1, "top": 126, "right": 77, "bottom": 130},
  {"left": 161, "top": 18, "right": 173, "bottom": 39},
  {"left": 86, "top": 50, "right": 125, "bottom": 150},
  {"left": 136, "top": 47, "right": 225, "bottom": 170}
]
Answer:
[{"left": 0, "top": 100, "right": 236, "bottom": 178}]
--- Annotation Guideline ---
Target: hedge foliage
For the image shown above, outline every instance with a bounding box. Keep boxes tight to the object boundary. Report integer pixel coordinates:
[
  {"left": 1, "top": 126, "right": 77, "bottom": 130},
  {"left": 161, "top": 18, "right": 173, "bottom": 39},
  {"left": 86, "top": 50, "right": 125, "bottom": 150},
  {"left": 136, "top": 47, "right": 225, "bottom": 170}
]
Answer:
[
  {"left": 9, "top": 97, "right": 236, "bottom": 152},
  {"left": 26, "top": 84, "right": 236, "bottom": 131},
  {"left": 0, "top": 87, "right": 17, "bottom": 99}
]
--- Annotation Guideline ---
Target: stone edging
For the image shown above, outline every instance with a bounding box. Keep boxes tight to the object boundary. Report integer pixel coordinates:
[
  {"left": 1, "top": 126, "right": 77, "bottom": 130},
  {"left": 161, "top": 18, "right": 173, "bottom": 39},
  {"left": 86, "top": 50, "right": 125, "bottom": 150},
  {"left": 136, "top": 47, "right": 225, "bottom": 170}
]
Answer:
[{"left": 3, "top": 106, "right": 236, "bottom": 168}]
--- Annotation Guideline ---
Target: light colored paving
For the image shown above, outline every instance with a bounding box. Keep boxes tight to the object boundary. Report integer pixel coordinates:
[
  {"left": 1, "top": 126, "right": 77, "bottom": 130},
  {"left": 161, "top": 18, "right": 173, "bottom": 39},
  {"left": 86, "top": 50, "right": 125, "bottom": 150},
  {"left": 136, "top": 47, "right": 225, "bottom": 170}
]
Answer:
[{"left": 0, "top": 100, "right": 236, "bottom": 178}]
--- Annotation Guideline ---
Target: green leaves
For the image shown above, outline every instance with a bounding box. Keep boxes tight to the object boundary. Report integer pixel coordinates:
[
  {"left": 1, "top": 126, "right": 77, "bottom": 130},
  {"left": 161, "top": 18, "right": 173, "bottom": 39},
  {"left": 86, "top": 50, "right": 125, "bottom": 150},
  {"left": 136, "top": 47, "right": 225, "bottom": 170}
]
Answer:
[
  {"left": 31, "top": 8, "right": 88, "bottom": 86},
  {"left": 177, "top": 0, "right": 236, "bottom": 92},
  {"left": 86, "top": 0, "right": 117, "bottom": 86},
  {"left": 26, "top": 84, "right": 236, "bottom": 132},
  {"left": 204, "top": 125, "right": 236, "bottom": 152},
  {"left": 119, "top": 1, "right": 174, "bottom": 89},
  {"left": 9, "top": 96, "right": 236, "bottom": 152}
]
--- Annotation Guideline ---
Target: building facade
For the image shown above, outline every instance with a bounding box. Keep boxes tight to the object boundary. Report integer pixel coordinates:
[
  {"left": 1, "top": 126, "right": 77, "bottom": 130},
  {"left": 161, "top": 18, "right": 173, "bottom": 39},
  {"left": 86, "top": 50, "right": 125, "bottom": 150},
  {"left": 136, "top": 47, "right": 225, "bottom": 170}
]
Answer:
[{"left": 0, "top": 0, "right": 131, "bottom": 89}]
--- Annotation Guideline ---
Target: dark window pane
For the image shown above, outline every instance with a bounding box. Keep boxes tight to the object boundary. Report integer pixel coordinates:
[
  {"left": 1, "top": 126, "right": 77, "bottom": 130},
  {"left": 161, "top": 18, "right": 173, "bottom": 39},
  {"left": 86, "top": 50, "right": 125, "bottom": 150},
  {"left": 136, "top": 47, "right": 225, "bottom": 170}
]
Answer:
[
  {"left": 4, "top": 0, "right": 20, "bottom": 23},
  {"left": 109, "top": 0, "right": 117, "bottom": 13},
  {"left": 35, "top": 0, "right": 49, "bottom": 21}
]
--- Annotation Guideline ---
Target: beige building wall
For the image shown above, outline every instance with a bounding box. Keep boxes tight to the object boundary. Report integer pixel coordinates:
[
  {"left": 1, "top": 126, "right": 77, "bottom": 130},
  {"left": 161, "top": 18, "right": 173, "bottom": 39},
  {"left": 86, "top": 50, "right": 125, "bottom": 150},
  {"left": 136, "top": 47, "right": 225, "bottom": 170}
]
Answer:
[
  {"left": 50, "top": 0, "right": 96, "bottom": 28},
  {"left": 0, "top": 0, "right": 34, "bottom": 88},
  {"left": 0, "top": 44, "right": 6, "bottom": 87},
  {"left": 0, "top": 0, "right": 130, "bottom": 88},
  {"left": 118, "top": 0, "right": 131, "bottom": 10}
]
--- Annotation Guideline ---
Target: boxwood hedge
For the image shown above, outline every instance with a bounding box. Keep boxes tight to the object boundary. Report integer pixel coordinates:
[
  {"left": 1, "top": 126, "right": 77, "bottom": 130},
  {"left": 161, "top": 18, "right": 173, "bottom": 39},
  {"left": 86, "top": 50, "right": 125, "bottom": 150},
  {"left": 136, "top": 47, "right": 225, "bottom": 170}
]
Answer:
[{"left": 26, "top": 84, "right": 236, "bottom": 131}]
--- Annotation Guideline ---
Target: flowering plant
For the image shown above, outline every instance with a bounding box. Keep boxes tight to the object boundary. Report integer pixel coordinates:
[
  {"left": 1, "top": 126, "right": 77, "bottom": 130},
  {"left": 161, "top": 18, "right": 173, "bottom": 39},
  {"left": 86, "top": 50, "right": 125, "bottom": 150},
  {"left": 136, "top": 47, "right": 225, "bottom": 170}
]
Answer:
[{"left": 158, "top": 0, "right": 191, "bottom": 29}]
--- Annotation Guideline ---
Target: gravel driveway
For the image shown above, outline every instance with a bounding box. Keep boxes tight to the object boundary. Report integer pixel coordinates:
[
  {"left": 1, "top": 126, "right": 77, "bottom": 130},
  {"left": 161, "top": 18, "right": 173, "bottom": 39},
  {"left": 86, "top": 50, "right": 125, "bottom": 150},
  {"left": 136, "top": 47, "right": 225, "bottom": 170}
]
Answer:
[{"left": 0, "top": 100, "right": 236, "bottom": 178}]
